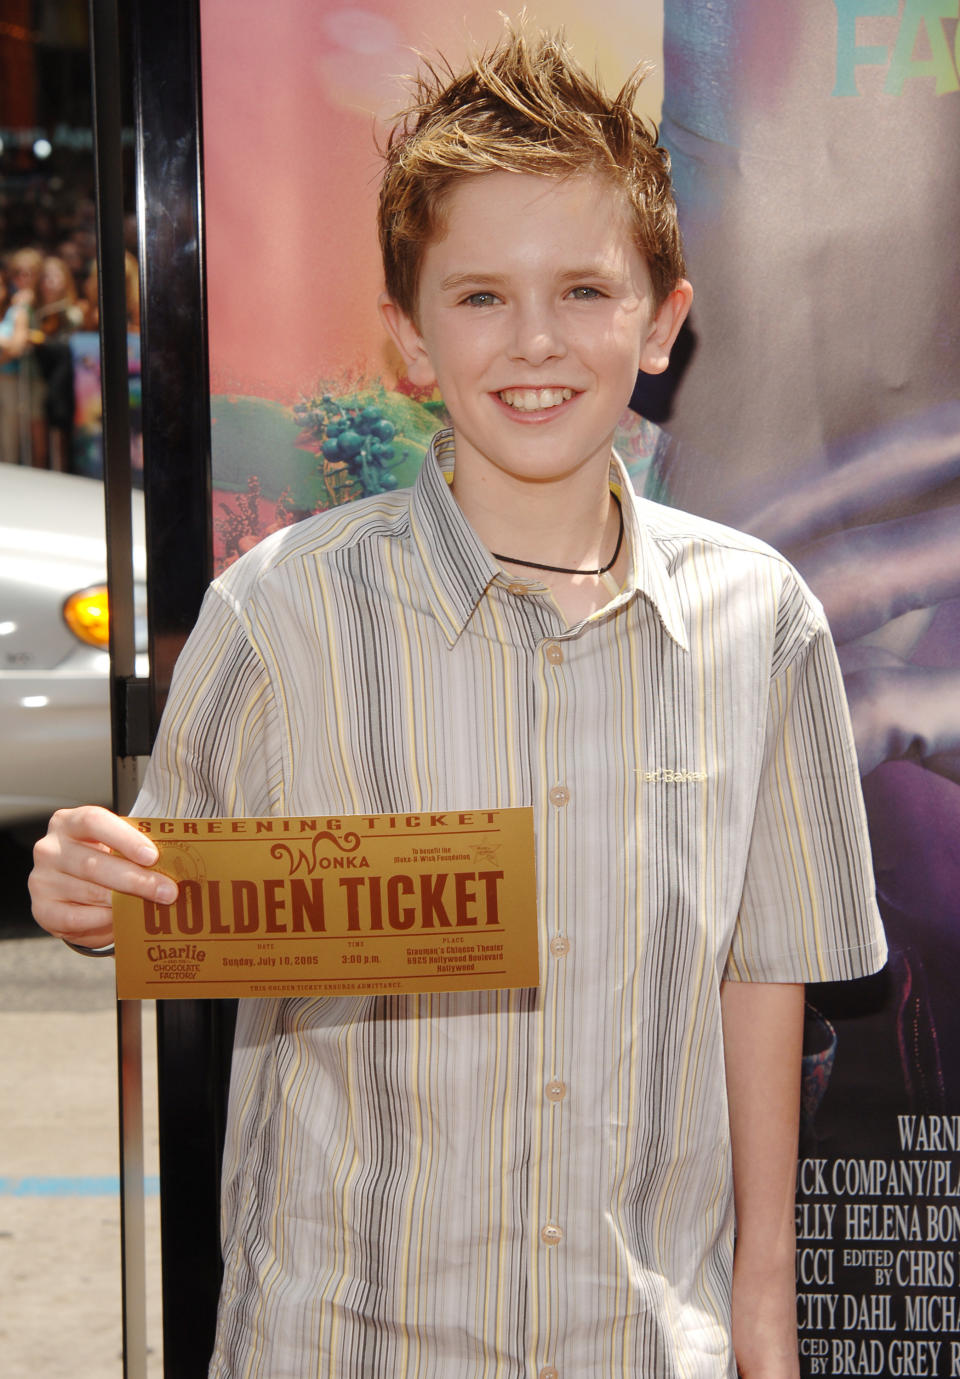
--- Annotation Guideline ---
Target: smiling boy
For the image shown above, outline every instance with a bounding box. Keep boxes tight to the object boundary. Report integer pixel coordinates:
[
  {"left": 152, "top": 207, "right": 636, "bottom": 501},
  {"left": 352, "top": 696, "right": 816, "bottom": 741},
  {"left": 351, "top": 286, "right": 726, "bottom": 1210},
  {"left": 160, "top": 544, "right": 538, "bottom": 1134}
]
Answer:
[
  {"left": 31, "top": 27, "right": 885, "bottom": 1379},
  {"left": 379, "top": 170, "right": 675, "bottom": 628}
]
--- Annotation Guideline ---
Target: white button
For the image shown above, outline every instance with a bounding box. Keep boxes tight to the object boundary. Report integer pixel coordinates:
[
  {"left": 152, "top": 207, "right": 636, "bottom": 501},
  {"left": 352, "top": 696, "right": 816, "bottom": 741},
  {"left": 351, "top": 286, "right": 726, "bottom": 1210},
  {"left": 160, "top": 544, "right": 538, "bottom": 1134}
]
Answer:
[
  {"left": 544, "top": 641, "right": 564, "bottom": 664},
  {"left": 549, "top": 786, "right": 570, "bottom": 807},
  {"left": 545, "top": 1080, "right": 567, "bottom": 1103},
  {"left": 540, "top": 1222, "right": 563, "bottom": 1245},
  {"left": 549, "top": 935, "right": 570, "bottom": 957}
]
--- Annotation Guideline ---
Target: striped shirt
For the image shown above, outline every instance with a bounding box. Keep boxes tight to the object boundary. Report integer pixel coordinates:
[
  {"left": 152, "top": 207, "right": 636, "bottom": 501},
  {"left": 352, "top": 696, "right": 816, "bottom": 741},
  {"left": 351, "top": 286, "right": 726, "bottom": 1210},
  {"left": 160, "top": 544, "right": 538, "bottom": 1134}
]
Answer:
[{"left": 136, "top": 429, "right": 886, "bottom": 1378}]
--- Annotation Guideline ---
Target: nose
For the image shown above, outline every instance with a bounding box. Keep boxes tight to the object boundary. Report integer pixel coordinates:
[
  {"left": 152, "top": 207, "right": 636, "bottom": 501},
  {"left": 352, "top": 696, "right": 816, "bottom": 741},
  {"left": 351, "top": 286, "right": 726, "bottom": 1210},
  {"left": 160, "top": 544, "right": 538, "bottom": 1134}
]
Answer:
[{"left": 507, "top": 297, "right": 566, "bottom": 366}]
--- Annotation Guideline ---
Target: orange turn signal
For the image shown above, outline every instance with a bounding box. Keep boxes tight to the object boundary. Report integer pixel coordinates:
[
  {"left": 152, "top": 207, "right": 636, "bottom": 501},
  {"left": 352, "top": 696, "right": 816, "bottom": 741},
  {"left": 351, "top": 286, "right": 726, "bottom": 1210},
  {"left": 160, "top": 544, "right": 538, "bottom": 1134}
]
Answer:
[{"left": 63, "top": 584, "right": 110, "bottom": 647}]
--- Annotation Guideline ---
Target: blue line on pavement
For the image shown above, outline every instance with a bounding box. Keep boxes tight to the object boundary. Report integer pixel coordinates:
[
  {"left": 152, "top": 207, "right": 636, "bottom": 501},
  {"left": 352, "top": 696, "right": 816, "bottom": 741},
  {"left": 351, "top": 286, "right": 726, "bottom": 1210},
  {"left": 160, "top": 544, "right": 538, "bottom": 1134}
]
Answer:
[{"left": 0, "top": 1175, "right": 160, "bottom": 1197}]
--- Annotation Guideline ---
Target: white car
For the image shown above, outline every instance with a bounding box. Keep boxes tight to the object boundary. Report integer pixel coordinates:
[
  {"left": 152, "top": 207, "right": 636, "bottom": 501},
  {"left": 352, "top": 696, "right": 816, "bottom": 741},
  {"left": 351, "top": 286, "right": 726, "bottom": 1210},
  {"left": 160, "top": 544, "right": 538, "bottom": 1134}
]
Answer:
[{"left": 0, "top": 466, "right": 146, "bottom": 824}]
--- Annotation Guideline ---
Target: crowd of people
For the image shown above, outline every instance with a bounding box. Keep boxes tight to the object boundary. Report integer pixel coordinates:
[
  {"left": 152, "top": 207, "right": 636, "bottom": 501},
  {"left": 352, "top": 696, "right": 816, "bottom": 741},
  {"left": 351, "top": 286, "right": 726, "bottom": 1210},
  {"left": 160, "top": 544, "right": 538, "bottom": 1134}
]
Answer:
[{"left": 0, "top": 194, "right": 139, "bottom": 471}]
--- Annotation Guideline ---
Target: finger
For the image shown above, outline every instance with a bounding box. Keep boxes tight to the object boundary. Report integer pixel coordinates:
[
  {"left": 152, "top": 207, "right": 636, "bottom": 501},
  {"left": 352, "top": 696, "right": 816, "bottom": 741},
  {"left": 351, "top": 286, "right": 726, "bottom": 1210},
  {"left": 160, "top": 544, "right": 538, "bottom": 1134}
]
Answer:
[
  {"left": 36, "top": 836, "right": 178, "bottom": 906},
  {"left": 792, "top": 506, "right": 960, "bottom": 645},
  {"left": 49, "top": 805, "right": 162, "bottom": 867},
  {"left": 843, "top": 665, "right": 960, "bottom": 777},
  {"left": 29, "top": 867, "right": 115, "bottom": 911},
  {"left": 31, "top": 896, "right": 115, "bottom": 950},
  {"left": 29, "top": 880, "right": 134, "bottom": 948},
  {"left": 741, "top": 402, "right": 960, "bottom": 549}
]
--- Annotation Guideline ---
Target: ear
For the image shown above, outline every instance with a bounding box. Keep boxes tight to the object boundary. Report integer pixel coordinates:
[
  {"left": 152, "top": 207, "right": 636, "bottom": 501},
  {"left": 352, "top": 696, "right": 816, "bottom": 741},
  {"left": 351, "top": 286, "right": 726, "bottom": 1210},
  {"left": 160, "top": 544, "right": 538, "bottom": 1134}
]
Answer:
[
  {"left": 638, "top": 279, "right": 693, "bottom": 376},
  {"left": 378, "top": 293, "right": 438, "bottom": 389}
]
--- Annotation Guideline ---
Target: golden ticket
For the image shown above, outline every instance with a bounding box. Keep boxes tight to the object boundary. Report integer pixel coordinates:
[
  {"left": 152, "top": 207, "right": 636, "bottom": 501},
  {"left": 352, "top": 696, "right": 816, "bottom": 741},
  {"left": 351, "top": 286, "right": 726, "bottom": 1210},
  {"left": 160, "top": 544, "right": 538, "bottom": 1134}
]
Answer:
[{"left": 113, "top": 809, "right": 539, "bottom": 1000}]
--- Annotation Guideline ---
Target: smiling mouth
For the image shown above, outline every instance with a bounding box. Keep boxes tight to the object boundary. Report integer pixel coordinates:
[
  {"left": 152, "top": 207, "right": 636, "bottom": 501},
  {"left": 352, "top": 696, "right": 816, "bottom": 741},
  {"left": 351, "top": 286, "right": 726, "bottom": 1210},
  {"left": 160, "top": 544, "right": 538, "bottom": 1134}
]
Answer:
[{"left": 498, "top": 387, "right": 575, "bottom": 412}]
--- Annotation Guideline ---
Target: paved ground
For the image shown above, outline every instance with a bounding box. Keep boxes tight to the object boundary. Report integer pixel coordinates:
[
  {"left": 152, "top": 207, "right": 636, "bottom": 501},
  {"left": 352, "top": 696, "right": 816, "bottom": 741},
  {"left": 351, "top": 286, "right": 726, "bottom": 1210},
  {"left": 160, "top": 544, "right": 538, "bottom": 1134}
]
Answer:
[{"left": 1, "top": 828, "right": 163, "bottom": 1377}]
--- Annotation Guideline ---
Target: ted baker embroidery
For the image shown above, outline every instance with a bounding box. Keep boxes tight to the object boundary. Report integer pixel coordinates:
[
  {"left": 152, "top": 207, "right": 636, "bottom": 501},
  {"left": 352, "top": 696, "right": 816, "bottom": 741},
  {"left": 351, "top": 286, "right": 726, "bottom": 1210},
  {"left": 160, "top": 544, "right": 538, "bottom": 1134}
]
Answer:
[{"left": 642, "top": 768, "right": 707, "bottom": 784}]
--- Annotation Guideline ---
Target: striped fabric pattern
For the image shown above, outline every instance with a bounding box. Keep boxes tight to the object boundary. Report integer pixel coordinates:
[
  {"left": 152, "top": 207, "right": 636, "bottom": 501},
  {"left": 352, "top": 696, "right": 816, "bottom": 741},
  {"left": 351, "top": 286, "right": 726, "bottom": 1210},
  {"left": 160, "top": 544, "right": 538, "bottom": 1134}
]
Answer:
[{"left": 136, "top": 429, "right": 886, "bottom": 1379}]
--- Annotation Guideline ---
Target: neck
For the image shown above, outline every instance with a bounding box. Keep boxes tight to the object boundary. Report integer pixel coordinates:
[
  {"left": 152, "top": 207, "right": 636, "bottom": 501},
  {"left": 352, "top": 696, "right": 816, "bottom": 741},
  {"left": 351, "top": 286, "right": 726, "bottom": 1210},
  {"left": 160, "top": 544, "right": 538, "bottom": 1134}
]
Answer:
[
  {"left": 451, "top": 455, "right": 618, "bottom": 574},
  {"left": 492, "top": 495, "right": 623, "bottom": 575},
  {"left": 448, "top": 450, "right": 627, "bottom": 625}
]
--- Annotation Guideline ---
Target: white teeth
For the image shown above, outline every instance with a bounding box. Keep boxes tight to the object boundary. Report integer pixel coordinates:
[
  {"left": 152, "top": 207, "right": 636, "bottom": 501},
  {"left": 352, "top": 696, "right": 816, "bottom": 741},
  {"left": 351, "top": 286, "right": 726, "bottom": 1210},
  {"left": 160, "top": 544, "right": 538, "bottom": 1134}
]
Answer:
[{"left": 499, "top": 387, "right": 574, "bottom": 411}]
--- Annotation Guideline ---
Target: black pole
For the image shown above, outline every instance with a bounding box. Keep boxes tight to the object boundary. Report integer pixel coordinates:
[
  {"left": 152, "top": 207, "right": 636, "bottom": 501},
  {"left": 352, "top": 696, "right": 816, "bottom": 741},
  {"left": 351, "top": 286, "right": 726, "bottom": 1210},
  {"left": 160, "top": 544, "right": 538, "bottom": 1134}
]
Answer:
[
  {"left": 130, "top": 0, "right": 237, "bottom": 1373},
  {"left": 88, "top": 2, "right": 148, "bottom": 1376}
]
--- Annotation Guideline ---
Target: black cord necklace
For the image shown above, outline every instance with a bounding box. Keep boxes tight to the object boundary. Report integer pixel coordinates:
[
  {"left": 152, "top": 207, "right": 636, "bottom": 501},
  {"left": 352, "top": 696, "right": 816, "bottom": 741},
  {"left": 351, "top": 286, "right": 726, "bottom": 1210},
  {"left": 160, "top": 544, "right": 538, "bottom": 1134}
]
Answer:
[{"left": 493, "top": 495, "right": 624, "bottom": 576}]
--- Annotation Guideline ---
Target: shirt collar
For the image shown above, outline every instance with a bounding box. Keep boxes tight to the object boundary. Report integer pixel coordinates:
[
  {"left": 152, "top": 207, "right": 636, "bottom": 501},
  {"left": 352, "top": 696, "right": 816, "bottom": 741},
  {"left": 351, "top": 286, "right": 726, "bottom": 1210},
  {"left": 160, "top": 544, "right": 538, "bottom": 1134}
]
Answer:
[
  {"left": 610, "top": 455, "right": 690, "bottom": 652},
  {"left": 409, "top": 428, "right": 689, "bottom": 652}
]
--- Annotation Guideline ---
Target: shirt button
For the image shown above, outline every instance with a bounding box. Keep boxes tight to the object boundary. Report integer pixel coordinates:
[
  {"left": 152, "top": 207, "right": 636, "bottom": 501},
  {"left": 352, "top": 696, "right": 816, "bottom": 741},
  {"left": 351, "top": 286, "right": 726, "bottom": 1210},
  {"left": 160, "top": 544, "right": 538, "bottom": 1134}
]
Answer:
[
  {"left": 540, "top": 1222, "right": 563, "bottom": 1246},
  {"left": 539, "top": 1369, "right": 559, "bottom": 1379},
  {"left": 549, "top": 935, "right": 570, "bottom": 958},
  {"left": 544, "top": 641, "right": 564, "bottom": 664},
  {"left": 545, "top": 1079, "right": 567, "bottom": 1103},
  {"left": 507, "top": 582, "right": 527, "bottom": 597},
  {"left": 548, "top": 786, "right": 570, "bottom": 807}
]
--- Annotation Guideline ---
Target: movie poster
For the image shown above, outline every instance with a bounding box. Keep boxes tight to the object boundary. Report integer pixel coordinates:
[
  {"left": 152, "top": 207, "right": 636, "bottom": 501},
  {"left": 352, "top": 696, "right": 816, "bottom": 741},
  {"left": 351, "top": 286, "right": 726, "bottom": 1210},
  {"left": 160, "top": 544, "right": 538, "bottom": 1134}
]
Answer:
[
  {"left": 651, "top": 7, "right": 960, "bottom": 1375},
  {"left": 199, "top": 3, "right": 960, "bottom": 1372}
]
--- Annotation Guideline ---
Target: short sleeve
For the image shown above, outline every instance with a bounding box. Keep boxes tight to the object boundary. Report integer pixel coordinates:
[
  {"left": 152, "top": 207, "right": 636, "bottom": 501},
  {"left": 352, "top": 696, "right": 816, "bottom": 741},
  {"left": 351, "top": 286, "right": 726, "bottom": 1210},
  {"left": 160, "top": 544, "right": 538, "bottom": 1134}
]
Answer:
[
  {"left": 725, "top": 590, "right": 887, "bottom": 984},
  {"left": 134, "top": 583, "right": 283, "bottom": 819}
]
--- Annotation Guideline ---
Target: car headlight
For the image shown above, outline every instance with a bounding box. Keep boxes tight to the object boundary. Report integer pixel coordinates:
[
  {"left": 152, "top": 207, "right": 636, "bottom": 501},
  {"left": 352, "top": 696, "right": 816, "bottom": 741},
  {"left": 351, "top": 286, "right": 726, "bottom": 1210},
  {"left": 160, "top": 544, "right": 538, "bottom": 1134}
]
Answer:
[{"left": 62, "top": 584, "right": 110, "bottom": 647}]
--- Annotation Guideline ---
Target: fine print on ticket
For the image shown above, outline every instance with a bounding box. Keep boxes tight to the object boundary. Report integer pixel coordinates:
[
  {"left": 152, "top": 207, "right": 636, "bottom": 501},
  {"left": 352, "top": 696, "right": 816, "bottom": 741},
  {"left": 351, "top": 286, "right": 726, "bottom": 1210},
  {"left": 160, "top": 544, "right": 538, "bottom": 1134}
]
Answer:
[{"left": 113, "top": 808, "right": 539, "bottom": 999}]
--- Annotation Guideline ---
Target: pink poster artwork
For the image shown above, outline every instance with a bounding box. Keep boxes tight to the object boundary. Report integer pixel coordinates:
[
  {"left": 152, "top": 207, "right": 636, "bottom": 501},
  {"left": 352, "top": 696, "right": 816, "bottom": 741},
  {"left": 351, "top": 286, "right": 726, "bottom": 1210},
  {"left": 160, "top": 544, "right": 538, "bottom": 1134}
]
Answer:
[{"left": 200, "top": 0, "right": 665, "bottom": 570}]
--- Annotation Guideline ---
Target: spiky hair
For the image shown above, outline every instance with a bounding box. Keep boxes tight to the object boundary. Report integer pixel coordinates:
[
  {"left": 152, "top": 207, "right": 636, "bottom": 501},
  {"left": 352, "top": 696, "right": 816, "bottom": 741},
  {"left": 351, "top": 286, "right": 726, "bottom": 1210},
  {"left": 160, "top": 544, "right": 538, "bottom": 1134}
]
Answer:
[{"left": 378, "top": 22, "right": 685, "bottom": 317}]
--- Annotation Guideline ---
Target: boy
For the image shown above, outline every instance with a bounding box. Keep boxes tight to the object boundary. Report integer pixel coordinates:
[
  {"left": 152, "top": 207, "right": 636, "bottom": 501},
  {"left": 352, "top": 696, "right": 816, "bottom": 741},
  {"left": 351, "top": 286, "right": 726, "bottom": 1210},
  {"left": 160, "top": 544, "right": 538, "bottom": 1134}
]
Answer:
[{"left": 30, "top": 27, "right": 885, "bottom": 1379}]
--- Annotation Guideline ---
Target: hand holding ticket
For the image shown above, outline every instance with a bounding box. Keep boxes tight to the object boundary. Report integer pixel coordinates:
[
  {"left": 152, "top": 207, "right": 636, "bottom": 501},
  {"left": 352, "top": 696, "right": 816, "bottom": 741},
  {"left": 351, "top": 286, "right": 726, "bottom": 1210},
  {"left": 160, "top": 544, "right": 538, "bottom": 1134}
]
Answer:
[{"left": 112, "top": 809, "right": 539, "bottom": 999}]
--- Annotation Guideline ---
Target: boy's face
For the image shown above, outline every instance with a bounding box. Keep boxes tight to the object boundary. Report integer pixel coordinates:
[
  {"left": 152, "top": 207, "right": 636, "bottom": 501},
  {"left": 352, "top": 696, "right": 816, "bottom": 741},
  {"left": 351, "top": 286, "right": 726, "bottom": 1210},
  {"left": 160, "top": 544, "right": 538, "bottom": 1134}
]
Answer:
[{"left": 381, "top": 171, "right": 691, "bottom": 495}]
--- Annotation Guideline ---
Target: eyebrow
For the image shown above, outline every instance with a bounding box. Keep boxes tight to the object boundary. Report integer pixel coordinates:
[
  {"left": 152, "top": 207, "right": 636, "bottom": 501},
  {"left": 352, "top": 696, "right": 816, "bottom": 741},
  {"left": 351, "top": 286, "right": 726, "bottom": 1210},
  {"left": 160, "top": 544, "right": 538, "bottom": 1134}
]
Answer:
[
  {"left": 438, "top": 272, "right": 508, "bottom": 293},
  {"left": 559, "top": 265, "right": 622, "bottom": 281},
  {"left": 438, "top": 265, "right": 622, "bottom": 292}
]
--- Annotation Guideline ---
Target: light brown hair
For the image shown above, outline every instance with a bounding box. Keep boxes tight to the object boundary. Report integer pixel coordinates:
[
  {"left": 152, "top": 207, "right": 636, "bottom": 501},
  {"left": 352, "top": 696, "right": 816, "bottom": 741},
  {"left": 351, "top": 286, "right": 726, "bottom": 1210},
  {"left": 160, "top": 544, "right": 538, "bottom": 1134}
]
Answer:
[
  {"left": 38, "top": 256, "right": 79, "bottom": 336},
  {"left": 378, "top": 23, "right": 685, "bottom": 319},
  {"left": 8, "top": 246, "right": 44, "bottom": 285}
]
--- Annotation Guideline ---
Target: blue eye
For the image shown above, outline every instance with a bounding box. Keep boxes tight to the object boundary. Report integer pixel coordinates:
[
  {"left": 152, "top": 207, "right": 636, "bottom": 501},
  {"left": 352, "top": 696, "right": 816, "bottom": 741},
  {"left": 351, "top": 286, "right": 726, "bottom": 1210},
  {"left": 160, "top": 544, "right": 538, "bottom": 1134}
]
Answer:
[
  {"left": 568, "top": 286, "right": 602, "bottom": 300},
  {"left": 463, "top": 292, "right": 499, "bottom": 307}
]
